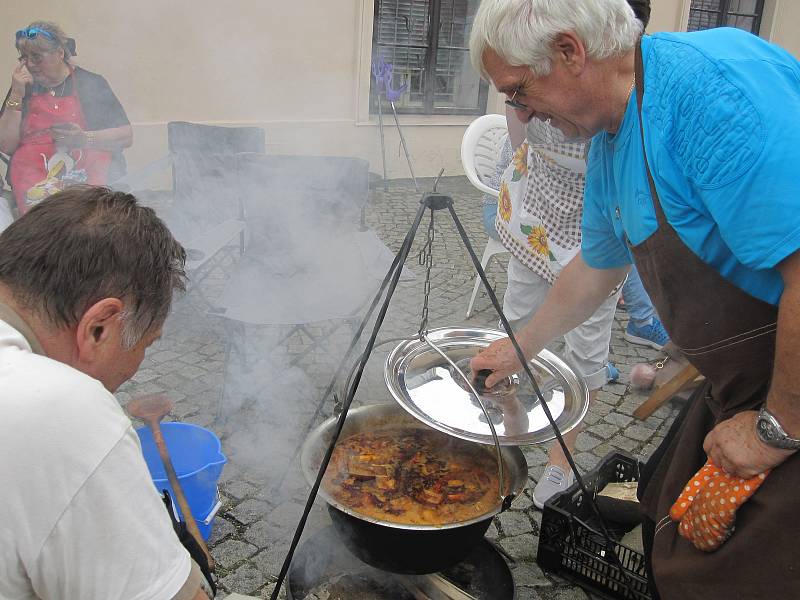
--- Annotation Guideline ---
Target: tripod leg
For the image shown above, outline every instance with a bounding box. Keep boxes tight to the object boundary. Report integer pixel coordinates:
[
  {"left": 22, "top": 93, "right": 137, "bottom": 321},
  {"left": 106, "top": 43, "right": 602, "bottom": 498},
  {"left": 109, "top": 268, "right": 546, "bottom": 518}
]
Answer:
[
  {"left": 390, "top": 101, "right": 419, "bottom": 191},
  {"left": 269, "top": 201, "right": 429, "bottom": 600}
]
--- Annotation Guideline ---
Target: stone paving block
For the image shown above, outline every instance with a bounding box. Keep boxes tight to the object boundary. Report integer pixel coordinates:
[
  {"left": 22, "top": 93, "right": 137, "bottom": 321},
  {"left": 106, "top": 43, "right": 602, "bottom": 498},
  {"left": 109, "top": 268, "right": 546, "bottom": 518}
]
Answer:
[
  {"left": 250, "top": 541, "right": 292, "bottom": 575},
  {"left": 512, "top": 492, "right": 535, "bottom": 511},
  {"left": 229, "top": 499, "right": 272, "bottom": 525},
  {"left": 575, "top": 434, "right": 602, "bottom": 452},
  {"left": 609, "top": 436, "right": 640, "bottom": 452},
  {"left": 515, "top": 561, "right": 553, "bottom": 587},
  {"left": 258, "top": 580, "right": 286, "bottom": 599},
  {"left": 498, "top": 533, "right": 538, "bottom": 561},
  {"left": 208, "top": 515, "right": 236, "bottom": 545},
  {"left": 218, "top": 564, "right": 267, "bottom": 596},
  {"left": 586, "top": 423, "right": 619, "bottom": 440},
  {"left": 517, "top": 587, "right": 546, "bottom": 600},
  {"left": 267, "top": 501, "right": 305, "bottom": 530},
  {"left": 224, "top": 480, "right": 258, "bottom": 502},
  {"left": 580, "top": 411, "right": 601, "bottom": 426},
  {"left": 575, "top": 452, "right": 600, "bottom": 473},
  {"left": 523, "top": 446, "right": 550, "bottom": 467},
  {"left": 587, "top": 401, "right": 614, "bottom": 417},
  {"left": 131, "top": 369, "right": 161, "bottom": 383},
  {"left": 540, "top": 587, "right": 590, "bottom": 600},
  {"left": 214, "top": 539, "right": 258, "bottom": 569},
  {"left": 498, "top": 510, "right": 534, "bottom": 536},
  {"left": 624, "top": 425, "right": 658, "bottom": 442},
  {"left": 603, "top": 413, "right": 634, "bottom": 428},
  {"left": 595, "top": 390, "right": 622, "bottom": 404}
]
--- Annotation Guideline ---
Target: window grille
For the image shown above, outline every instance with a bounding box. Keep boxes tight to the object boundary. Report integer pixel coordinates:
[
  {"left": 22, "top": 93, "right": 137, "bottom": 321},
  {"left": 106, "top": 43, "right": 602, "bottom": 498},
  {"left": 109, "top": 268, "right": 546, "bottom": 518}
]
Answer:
[
  {"left": 687, "top": 0, "right": 764, "bottom": 35},
  {"left": 371, "top": 0, "right": 488, "bottom": 115}
]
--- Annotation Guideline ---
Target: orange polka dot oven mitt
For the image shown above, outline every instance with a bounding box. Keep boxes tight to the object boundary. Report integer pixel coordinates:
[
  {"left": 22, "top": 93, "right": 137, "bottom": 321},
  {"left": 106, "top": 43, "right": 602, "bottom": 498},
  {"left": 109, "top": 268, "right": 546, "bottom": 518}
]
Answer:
[{"left": 669, "top": 460, "right": 769, "bottom": 552}]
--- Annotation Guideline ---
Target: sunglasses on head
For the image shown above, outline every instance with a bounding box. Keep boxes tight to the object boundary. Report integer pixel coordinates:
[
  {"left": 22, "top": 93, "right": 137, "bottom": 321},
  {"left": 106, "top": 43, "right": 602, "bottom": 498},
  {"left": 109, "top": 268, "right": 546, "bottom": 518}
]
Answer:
[{"left": 16, "top": 27, "right": 56, "bottom": 42}]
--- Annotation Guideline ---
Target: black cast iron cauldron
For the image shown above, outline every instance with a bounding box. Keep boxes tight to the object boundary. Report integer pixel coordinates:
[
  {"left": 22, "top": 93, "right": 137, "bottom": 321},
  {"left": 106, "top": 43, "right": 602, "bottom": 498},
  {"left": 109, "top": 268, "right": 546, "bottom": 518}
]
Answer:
[{"left": 300, "top": 403, "right": 528, "bottom": 574}]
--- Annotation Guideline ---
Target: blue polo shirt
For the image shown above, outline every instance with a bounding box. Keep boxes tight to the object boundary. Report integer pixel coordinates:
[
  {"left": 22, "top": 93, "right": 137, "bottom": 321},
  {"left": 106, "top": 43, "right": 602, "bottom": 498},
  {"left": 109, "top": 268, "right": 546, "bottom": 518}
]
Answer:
[{"left": 582, "top": 29, "right": 800, "bottom": 305}]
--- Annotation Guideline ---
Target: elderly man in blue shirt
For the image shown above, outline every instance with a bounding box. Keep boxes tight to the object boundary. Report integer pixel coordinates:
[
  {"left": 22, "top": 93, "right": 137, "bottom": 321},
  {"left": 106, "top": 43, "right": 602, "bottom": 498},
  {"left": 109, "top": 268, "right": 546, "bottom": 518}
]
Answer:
[{"left": 468, "top": 1, "right": 800, "bottom": 598}]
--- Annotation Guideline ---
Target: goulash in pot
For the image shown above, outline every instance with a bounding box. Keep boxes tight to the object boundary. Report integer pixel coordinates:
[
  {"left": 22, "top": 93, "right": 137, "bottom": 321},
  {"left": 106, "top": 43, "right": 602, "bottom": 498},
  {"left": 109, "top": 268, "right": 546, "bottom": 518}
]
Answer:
[{"left": 323, "top": 427, "right": 502, "bottom": 526}]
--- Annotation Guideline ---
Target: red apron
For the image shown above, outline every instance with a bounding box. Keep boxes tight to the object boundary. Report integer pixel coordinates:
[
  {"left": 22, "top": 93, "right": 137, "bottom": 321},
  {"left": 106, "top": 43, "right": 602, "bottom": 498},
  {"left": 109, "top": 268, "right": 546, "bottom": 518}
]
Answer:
[{"left": 9, "top": 67, "right": 112, "bottom": 213}]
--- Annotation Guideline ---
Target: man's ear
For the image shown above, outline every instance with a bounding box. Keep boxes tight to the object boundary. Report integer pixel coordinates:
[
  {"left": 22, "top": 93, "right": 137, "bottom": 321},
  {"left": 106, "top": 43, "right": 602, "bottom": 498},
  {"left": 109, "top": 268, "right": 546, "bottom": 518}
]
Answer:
[
  {"left": 553, "top": 32, "right": 586, "bottom": 74},
  {"left": 75, "top": 298, "right": 125, "bottom": 360}
]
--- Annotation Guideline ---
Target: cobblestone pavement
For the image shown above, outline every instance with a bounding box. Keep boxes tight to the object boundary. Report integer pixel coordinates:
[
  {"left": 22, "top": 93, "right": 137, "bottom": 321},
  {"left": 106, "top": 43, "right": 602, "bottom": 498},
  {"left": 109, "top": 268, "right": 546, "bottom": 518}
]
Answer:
[{"left": 120, "top": 176, "right": 682, "bottom": 599}]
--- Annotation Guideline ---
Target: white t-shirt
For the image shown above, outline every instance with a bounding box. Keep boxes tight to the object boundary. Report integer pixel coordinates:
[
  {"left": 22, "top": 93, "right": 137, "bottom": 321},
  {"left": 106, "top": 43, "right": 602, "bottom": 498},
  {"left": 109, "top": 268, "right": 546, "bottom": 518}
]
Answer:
[{"left": 0, "top": 317, "right": 191, "bottom": 600}]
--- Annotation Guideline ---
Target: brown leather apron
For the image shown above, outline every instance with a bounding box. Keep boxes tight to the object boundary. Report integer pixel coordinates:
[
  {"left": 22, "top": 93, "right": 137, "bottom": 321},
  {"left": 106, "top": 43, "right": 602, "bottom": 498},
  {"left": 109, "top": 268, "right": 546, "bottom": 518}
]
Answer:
[{"left": 631, "top": 42, "right": 800, "bottom": 598}]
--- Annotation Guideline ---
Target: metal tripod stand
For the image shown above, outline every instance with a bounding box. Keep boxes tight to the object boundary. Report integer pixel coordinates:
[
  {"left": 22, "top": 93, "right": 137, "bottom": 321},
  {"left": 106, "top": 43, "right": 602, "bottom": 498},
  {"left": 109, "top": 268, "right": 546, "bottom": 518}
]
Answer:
[{"left": 268, "top": 188, "right": 632, "bottom": 599}]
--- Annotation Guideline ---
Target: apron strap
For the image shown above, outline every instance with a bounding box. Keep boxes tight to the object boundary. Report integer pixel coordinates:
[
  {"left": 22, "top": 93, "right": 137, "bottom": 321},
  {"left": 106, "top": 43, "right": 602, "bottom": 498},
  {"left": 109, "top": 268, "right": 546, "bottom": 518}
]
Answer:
[
  {"left": 0, "top": 303, "right": 46, "bottom": 355},
  {"left": 634, "top": 40, "right": 668, "bottom": 229}
]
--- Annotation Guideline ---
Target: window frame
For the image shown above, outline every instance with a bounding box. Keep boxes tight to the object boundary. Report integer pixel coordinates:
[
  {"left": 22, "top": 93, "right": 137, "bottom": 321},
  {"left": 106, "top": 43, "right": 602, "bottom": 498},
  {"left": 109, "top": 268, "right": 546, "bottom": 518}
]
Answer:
[
  {"left": 687, "top": 0, "right": 765, "bottom": 35},
  {"left": 370, "top": 0, "right": 489, "bottom": 116}
]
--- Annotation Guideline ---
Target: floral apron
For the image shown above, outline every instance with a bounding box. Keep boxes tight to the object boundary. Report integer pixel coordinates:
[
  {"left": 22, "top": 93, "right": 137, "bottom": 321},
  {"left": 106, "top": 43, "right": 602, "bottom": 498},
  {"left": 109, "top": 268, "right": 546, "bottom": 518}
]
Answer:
[
  {"left": 631, "top": 41, "right": 800, "bottom": 598},
  {"left": 9, "top": 67, "right": 111, "bottom": 213},
  {"left": 495, "top": 140, "right": 584, "bottom": 284}
]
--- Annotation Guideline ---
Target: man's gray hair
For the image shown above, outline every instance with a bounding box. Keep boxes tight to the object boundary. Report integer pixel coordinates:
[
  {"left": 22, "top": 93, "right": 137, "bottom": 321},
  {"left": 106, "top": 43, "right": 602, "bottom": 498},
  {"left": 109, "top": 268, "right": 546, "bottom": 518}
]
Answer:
[{"left": 470, "top": 0, "right": 643, "bottom": 78}]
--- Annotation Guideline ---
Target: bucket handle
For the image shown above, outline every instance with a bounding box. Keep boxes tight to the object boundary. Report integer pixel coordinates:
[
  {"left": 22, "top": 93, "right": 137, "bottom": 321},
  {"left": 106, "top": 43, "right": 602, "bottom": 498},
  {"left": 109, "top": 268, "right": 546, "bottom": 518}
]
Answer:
[{"left": 203, "top": 497, "right": 223, "bottom": 526}]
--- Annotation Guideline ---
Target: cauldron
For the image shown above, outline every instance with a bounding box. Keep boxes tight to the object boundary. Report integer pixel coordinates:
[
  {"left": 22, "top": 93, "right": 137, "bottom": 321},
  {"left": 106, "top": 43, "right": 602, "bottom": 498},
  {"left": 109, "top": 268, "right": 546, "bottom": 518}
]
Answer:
[{"left": 300, "top": 403, "right": 528, "bottom": 574}]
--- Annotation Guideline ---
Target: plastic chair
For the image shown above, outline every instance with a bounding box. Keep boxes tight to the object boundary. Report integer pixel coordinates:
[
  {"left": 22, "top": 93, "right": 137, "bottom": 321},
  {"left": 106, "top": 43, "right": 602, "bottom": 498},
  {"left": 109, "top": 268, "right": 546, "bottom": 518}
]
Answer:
[
  {"left": 460, "top": 114, "right": 510, "bottom": 318},
  {"left": 116, "top": 122, "right": 266, "bottom": 309},
  {"left": 211, "top": 153, "right": 404, "bottom": 422}
]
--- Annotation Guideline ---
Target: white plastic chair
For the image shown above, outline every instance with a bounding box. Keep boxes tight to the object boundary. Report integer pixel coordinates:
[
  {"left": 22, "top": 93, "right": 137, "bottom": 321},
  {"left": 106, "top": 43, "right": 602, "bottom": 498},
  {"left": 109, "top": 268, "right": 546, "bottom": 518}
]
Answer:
[{"left": 461, "top": 114, "right": 510, "bottom": 318}]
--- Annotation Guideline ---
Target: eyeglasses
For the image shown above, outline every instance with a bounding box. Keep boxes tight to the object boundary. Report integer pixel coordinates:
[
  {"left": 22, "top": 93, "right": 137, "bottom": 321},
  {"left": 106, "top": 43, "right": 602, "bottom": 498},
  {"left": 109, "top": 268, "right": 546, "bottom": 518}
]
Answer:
[
  {"left": 18, "top": 53, "right": 48, "bottom": 65},
  {"left": 504, "top": 89, "right": 529, "bottom": 110},
  {"left": 16, "top": 27, "right": 56, "bottom": 42}
]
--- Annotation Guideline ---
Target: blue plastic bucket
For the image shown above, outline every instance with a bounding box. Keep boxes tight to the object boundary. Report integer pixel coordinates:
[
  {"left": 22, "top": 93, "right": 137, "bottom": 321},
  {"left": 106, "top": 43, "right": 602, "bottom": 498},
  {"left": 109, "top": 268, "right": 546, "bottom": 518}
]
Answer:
[{"left": 136, "top": 423, "right": 227, "bottom": 540}]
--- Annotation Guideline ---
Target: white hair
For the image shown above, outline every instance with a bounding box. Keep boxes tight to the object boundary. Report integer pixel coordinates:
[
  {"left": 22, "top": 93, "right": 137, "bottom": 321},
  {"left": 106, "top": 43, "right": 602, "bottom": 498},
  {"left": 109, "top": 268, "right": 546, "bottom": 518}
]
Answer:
[{"left": 470, "top": 0, "right": 643, "bottom": 78}]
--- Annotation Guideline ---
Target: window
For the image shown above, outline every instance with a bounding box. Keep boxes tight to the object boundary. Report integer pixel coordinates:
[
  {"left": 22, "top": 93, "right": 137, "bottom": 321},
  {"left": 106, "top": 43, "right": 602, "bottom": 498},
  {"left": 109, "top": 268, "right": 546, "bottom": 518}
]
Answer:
[
  {"left": 687, "top": 0, "right": 764, "bottom": 35},
  {"left": 371, "top": 0, "right": 488, "bottom": 115}
]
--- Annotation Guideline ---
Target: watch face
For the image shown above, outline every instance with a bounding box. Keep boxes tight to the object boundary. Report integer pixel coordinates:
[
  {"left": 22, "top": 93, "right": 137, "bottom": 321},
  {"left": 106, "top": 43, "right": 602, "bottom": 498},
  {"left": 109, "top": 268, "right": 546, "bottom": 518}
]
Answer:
[{"left": 758, "top": 418, "right": 777, "bottom": 441}]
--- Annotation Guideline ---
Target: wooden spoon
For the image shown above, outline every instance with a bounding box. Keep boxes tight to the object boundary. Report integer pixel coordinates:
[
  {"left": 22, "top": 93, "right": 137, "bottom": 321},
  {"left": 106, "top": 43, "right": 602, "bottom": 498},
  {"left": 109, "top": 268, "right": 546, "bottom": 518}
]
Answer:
[{"left": 127, "top": 394, "right": 215, "bottom": 570}]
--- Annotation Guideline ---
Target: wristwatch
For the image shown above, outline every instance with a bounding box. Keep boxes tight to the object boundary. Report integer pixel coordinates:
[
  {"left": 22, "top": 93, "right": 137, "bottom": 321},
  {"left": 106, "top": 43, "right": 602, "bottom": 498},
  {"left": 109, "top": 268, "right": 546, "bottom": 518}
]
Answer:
[{"left": 756, "top": 406, "right": 800, "bottom": 450}]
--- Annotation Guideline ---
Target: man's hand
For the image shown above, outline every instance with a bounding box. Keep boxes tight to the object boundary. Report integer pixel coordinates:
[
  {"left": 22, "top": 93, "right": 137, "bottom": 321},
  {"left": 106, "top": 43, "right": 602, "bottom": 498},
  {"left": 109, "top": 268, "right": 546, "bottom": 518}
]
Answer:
[
  {"left": 703, "top": 410, "right": 794, "bottom": 478},
  {"left": 11, "top": 63, "right": 32, "bottom": 98},
  {"left": 51, "top": 122, "right": 87, "bottom": 149},
  {"left": 470, "top": 337, "right": 532, "bottom": 389}
]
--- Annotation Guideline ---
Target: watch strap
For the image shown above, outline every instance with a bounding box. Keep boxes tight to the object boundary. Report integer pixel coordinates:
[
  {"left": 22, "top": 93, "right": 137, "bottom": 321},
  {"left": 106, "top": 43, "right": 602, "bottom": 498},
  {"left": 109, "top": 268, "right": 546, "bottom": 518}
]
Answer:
[{"left": 757, "top": 406, "right": 800, "bottom": 450}]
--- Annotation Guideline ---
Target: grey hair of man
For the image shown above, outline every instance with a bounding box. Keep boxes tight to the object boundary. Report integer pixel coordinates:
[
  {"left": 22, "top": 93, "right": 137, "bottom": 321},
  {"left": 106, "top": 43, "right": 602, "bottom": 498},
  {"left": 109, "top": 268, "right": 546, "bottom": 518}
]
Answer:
[
  {"left": 469, "top": 0, "right": 643, "bottom": 79},
  {"left": 0, "top": 186, "right": 187, "bottom": 349},
  {"left": 16, "top": 21, "right": 72, "bottom": 62}
]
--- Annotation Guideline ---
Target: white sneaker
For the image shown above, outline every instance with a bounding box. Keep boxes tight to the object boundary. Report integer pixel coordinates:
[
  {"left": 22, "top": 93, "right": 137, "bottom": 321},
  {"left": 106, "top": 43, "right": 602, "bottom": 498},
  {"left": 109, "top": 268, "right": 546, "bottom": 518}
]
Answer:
[{"left": 533, "top": 464, "right": 575, "bottom": 509}]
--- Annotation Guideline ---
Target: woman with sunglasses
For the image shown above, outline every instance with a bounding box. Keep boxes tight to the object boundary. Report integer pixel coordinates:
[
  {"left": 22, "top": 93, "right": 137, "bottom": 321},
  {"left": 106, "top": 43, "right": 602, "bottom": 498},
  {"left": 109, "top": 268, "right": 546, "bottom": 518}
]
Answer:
[{"left": 0, "top": 21, "right": 132, "bottom": 215}]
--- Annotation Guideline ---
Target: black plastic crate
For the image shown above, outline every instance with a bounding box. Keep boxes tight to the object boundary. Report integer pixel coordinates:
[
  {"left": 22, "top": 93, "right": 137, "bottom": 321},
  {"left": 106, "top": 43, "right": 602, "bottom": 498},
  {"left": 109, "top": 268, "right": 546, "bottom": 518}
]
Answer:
[{"left": 537, "top": 452, "right": 652, "bottom": 600}]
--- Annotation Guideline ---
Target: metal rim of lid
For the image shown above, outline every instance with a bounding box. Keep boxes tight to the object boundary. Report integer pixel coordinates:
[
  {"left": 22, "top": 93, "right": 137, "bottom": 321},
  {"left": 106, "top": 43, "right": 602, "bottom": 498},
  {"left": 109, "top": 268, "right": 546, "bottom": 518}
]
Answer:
[{"left": 384, "top": 326, "right": 590, "bottom": 446}]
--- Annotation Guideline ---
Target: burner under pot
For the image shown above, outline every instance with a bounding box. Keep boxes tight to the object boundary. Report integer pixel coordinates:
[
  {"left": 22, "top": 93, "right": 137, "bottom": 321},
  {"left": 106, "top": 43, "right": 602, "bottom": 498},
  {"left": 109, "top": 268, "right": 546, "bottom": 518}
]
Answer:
[{"left": 287, "top": 526, "right": 516, "bottom": 600}]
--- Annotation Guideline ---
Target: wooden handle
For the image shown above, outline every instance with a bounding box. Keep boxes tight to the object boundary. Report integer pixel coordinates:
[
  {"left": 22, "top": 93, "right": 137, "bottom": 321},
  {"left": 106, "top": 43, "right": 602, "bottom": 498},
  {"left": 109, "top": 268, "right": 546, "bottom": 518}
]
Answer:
[
  {"left": 150, "top": 422, "right": 216, "bottom": 570},
  {"left": 634, "top": 364, "right": 701, "bottom": 420}
]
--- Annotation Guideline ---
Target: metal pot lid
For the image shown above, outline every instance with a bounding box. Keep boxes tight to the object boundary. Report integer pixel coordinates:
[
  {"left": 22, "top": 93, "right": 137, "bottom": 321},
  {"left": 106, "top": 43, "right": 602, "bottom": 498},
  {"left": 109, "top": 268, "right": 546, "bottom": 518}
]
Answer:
[{"left": 384, "top": 327, "right": 589, "bottom": 446}]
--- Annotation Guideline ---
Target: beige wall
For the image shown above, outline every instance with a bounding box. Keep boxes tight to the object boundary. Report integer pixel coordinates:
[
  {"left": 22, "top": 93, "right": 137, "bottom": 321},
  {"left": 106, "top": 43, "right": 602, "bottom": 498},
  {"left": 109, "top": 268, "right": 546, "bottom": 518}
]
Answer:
[{"left": 3, "top": 0, "right": 799, "bottom": 186}]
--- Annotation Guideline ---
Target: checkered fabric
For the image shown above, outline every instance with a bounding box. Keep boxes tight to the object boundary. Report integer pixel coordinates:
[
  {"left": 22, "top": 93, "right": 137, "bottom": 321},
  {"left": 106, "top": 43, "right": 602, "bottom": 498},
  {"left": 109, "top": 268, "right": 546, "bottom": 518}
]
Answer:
[{"left": 495, "top": 125, "right": 586, "bottom": 284}]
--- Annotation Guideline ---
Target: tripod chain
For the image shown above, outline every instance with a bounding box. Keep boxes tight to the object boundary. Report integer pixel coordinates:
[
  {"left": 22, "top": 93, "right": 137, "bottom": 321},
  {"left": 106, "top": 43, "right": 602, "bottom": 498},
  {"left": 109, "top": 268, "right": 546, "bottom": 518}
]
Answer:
[{"left": 417, "top": 208, "right": 436, "bottom": 337}]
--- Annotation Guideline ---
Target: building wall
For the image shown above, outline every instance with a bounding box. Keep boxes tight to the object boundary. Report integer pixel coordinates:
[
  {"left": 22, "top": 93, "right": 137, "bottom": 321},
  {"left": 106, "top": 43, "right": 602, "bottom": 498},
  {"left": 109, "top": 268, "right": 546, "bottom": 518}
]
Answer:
[{"left": 2, "top": 0, "right": 798, "bottom": 185}]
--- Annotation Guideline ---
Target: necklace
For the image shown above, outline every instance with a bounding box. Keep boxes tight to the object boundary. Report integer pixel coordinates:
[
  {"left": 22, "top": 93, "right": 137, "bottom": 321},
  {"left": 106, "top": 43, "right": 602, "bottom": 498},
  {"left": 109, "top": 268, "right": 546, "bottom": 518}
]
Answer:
[
  {"left": 625, "top": 73, "right": 636, "bottom": 106},
  {"left": 47, "top": 75, "right": 69, "bottom": 110},
  {"left": 606, "top": 74, "right": 638, "bottom": 150},
  {"left": 48, "top": 76, "right": 68, "bottom": 97}
]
